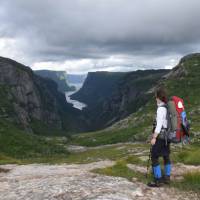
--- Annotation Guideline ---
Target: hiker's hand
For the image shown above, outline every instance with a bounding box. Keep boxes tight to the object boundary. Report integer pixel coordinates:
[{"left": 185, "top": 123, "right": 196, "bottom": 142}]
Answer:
[
  {"left": 151, "top": 138, "right": 156, "bottom": 145},
  {"left": 146, "top": 134, "right": 152, "bottom": 143}
]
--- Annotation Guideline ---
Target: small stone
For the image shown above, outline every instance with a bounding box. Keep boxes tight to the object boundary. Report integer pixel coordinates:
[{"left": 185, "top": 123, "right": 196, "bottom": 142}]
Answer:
[{"left": 132, "top": 177, "right": 138, "bottom": 182}]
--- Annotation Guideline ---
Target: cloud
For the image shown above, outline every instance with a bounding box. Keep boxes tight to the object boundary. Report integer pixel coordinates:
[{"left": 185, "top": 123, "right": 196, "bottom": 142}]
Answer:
[
  {"left": 32, "top": 54, "right": 179, "bottom": 74},
  {"left": 1, "top": 0, "right": 200, "bottom": 72}
]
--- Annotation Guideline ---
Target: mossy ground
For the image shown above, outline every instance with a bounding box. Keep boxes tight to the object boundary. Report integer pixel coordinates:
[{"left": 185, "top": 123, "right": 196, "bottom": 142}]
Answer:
[{"left": 0, "top": 134, "right": 148, "bottom": 164}]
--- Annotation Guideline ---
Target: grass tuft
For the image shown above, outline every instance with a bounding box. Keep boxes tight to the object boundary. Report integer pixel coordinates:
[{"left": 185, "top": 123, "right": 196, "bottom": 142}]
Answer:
[
  {"left": 172, "top": 145, "right": 200, "bottom": 165},
  {"left": 92, "top": 160, "right": 148, "bottom": 182},
  {"left": 173, "top": 171, "right": 200, "bottom": 193}
]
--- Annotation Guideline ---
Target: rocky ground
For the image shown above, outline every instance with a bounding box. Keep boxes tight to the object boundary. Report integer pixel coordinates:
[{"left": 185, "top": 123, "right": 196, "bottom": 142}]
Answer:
[{"left": 0, "top": 160, "right": 199, "bottom": 200}]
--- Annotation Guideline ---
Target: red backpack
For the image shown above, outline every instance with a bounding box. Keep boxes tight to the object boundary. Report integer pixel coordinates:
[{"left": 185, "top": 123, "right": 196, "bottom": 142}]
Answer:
[{"left": 166, "top": 96, "right": 190, "bottom": 143}]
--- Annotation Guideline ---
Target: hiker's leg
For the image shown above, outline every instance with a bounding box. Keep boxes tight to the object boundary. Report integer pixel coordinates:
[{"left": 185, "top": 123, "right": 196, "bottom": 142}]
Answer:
[
  {"left": 147, "top": 154, "right": 163, "bottom": 187},
  {"left": 151, "top": 155, "right": 162, "bottom": 179},
  {"left": 147, "top": 140, "right": 164, "bottom": 187},
  {"left": 162, "top": 155, "right": 171, "bottom": 184},
  {"left": 163, "top": 155, "right": 171, "bottom": 176}
]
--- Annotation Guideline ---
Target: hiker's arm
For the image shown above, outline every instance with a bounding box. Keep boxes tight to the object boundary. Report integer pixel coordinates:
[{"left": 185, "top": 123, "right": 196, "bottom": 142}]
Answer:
[
  {"left": 152, "top": 132, "right": 159, "bottom": 139},
  {"left": 153, "top": 108, "right": 163, "bottom": 138}
]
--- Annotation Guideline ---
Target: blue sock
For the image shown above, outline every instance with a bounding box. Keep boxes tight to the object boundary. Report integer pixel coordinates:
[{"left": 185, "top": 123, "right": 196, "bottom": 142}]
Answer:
[
  {"left": 153, "top": 165, "right": 162, "bottom": 179},
  {"left": 164, "top": 164, "right": 171, "bottom": 176}
]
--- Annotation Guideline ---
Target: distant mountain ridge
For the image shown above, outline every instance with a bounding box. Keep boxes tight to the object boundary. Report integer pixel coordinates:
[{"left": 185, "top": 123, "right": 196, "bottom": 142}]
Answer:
[
  {"left": 67, "top": 74, "right": 87, "bottom": 84},
  {"left": 35, "top": 70, "right": 76, "bottom": 93}
]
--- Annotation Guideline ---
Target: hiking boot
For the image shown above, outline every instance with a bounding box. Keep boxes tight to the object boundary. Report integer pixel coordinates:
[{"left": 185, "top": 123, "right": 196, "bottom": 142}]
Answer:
[
  {"left": 161, "top": 175, "right": 170, "bottom": 184},
  {"left": 147, "top": 178, "right": 163, "bottom": 187}
]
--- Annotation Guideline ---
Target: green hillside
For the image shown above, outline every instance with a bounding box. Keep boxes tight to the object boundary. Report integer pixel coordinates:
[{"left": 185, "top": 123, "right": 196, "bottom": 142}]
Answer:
[{"left": 0, "top": 119, "right": 70, "bottom": 164}]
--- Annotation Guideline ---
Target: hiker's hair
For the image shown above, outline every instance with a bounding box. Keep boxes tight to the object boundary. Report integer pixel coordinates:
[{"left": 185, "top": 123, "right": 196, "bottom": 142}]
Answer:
[{"left": 155, "top": 87, "right": 167, "bottom": 103}]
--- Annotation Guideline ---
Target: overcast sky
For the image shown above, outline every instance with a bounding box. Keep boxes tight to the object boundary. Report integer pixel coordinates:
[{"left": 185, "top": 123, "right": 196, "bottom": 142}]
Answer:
[{"left": 0, "top": 0, "right": 200, "bottom": 74}]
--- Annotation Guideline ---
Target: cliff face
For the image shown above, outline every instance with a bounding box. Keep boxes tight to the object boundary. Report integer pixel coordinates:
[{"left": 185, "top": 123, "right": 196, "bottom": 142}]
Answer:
[
  {"left": 34, "top": 70, "right": 75, "bottom": 93},
  {"left": 71, "top": 71, "right": 127, "bottom": 108},
  {"left": 0, "top": 57, "right": 85, "bottom": 135},
  {"left": 100, "top": 69, "right": 170, "bottom": 126},
  {"left": 71, "top": 69, "right": 169, "bottom": 130}
]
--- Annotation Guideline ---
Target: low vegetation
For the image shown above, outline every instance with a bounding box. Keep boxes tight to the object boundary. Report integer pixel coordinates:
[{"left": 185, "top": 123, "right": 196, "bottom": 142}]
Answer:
[
  {"left": 92, "top": 160, "right": 147, "bottom": 182},
  {"left": 172, "top": 171, "right": 200, "bottom": 193},
  {"left": 68, "top": 111, "right": 153, "bottom": 147},
  {"left": 0, "top": 119, "right": 70, "bottom": 164},
  {"left": 171, "top": 144, "right": 200, "bottom": 165},
  {"left": 93, "top": 159, "right": 200, "bottom": 194}
]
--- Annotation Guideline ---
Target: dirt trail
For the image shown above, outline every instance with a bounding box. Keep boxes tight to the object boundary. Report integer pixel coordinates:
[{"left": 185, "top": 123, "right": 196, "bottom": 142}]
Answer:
[
  {"left": 66, "top": 142, "right": 135, "bottom": 153},
  {"left": 0, "top": 160, "right": 199, "bottom": 200}
]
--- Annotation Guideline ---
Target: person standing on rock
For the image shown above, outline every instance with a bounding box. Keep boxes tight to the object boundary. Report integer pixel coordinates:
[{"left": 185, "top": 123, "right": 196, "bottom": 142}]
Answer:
[{"left": 147, "top": 87, "right": 171, "bottom": 187}]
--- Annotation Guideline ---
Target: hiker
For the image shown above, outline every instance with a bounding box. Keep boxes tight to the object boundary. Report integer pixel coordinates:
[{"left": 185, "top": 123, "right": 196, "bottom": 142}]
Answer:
[{"left": 147, "top": 87, "right": 171, "bottom": 187}]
